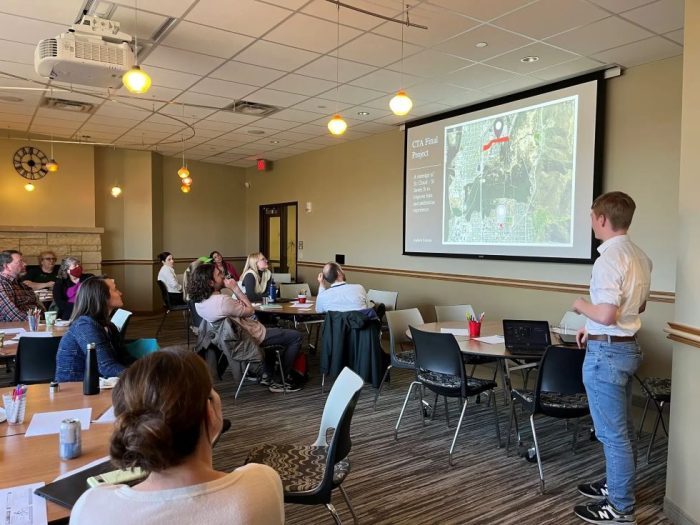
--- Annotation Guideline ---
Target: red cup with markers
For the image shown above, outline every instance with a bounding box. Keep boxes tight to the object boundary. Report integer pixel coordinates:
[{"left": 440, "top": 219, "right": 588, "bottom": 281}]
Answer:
[{"left": 468, "top": 320, "right": 481, "bottom": 338}]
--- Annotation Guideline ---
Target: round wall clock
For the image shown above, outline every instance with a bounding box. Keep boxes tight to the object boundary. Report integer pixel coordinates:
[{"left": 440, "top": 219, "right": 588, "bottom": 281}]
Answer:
[{"left": 13, "top": 146, "right": 49, "bottom": 180}]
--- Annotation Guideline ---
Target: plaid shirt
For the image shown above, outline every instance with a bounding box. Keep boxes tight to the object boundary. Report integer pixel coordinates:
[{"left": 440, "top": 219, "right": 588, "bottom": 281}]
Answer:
[{"left": 0, "top": 273, "right": 42, "bottom": 321}]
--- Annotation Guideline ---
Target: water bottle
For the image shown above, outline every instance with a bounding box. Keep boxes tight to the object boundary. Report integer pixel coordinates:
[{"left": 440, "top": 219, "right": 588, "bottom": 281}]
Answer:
[
  {"left": 268, "top": 278, "right": 277, "bottom": 303},
  {"left": 83, "top": 342, "right": 99, "bottom": 395}
]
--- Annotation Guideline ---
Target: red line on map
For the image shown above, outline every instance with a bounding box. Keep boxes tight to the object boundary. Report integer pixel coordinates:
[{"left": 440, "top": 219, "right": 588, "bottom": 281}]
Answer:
[{"left": 482, "top": 136, "right": 510, "bottom": 151}]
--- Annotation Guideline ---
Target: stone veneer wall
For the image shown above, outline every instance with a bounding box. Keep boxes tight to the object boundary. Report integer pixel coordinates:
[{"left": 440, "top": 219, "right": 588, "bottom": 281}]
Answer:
[{"left": 0, "top": 228, "right": 103, "bottom": 274}]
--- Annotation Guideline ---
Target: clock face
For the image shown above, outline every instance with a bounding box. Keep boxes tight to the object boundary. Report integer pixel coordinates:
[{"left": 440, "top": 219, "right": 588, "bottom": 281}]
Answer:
[{"left": 13, "top": 146, "right": 49, "bottom": 180}]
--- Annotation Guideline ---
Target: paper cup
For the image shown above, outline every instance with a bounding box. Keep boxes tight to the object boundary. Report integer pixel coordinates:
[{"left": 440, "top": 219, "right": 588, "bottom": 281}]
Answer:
[
  {"left": 45, "top": 311, "right": 57, "bottom": 327},
  {"left": 2, "top": 393, "right": 27, "bottom": 425},
  {"left": 297, "top": 294, "right": 307, "bottom": 304},
  {"left": 468, "top": 320, "right": 482, "bottom": 338}
]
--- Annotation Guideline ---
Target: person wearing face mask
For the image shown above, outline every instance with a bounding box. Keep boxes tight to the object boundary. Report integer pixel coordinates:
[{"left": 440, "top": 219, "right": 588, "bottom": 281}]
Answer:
[
  {"left": 55, "top": 276, "right": 134, "bottom": 382},
  {"left": 70, "top": 348, "right": 284, "bottom": 525},
  {"left": 52, "top": 256, "right": 95, "bottom": 320}
]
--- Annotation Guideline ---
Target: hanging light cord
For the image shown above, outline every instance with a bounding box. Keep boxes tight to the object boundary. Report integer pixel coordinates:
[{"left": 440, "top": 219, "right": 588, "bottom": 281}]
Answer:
[{"left": 335, "top": 1, "right": 340, "bottom": 114}]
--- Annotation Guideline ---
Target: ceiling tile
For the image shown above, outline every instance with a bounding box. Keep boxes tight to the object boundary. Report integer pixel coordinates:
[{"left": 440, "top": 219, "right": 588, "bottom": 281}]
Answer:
[
  {"left": 446, "top": 64, "right": 518, "bottom": 90},
  {"left": 300, "top": 0, "right": 389, "bottom": 31},
  {"left": 118, "top": 84, "right": 183, "bottom": 104},
  {"left": 190, "top": 78, "right": 257, "bottom": 99},
  {"left": 295, "top": 56, "right": 377, "bottom": 83},
  {"left": 319, "top": 83, "right": 386, "bottom": 105},
  {"left": 253, "top": 118, "right": 306, "bottom": 131},
  {"left": 546, "top": 16, "right": 654, "bottom": 55},
  {"left": 435, "top": 24, "right": 534, "bottom": 61},
  {"left": 337, "top": 33, "right": 421, "bottom": 68},
  {"left": 394, "top": 81, "right": 483, "bottom": 106},
  {"left": 425, "top": 0, "right": 533, "bottom": 22},
  {"left": 210, "top": 61, "right": 286, "bottom": 86},
  {"left": 386, "top": 50, "right": 472, "bottom": 78},
  {"left": 531, "top": 57, "right": 605, "bottom": 81},
  {"left": 33, "top": 107, "right": 90, "bottom": 122},
  {"left": 161, "top": 21, "right": 255, "bottom": 59},
  {"left": 206, "top": 110, "right": 262, "bottom": 125},
  {"left": 246, "top": 87, "right": 308, "bottom": 107},
  {"left": 349, "top": 69, "right": 422, "bottom": 92},
  {"left": 585, "top": 0, "right": 658, "bottom": 13},
  {"left": 291, "top": 97, "right": 353, "bottom": 115},
  {"left": 664, "top": 29, "right": 683, "bottom": 45},
  {"left": 186, "top": 0, "right": 293, "bottom": 37},
  {"left": 94, "top": 102, "right": 152, "bottom": 120},
  {"left": 110, "top": 6, "right": 168, "bottom": 41},
  {"left": 147, "top": 66, "right": 200, "bottom": 90},
  {"left": 270, "top": 129, "right": 319, "bottom": 141},
  {"left": 273, "top": 107, "right": 325, "bottom": 123},
  {"left": 234, "top": 40, "right": 320, "bottom": 72},
  {"left": 481, "top": 75, "right": 543, "bottom": 95},
  {"left": 0, "top": 13, "right": 66, "bottom": 46},
  {"left": 0, "top": 39, "right": 35, "bottom": 65},
  {"left": 372, "top": 6, "right": 480, "bottom": 48},
  {"left": 352, "top": 121, "right": 396, "bottom": 134},
  {"left": 593, "top": 36, "right": 682, "bottom": 67},
  {"left": 111, "top": 0, "right": 195, "bottom": 18},
  {"left": 263, "top": 13, "right": 362, "bottom": 54},
  {"left": 265, "top": 74, "right": 337, "bottom": 97},
  {"left": 0, "top": 0, "right": 84, "bottom": 25},
  {"left": 484, "top": 42, "right": 579, "bottom": 75},
  {"left": 492, "top": 0, "right": 608, "bottom": 40},
  {"left": 160, "top": 100, "right": 218, "bottom": 119},
  {"left": 620, "top": 0, "right": 684, "bottom": 34},
  {"left": 143, "top": 46, "right": 225, "bottom": 75}
]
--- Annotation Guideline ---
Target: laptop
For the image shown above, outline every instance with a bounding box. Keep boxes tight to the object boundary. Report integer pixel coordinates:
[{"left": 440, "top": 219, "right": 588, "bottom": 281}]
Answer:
[{"left": 502, "top": 319, "right": 552, "bottom": 356}]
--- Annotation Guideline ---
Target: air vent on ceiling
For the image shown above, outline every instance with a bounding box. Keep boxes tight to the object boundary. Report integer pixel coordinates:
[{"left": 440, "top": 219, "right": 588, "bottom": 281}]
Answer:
[
  {"left": 42, "top": 96, "right": 95, "bottom": 113},
  {"left": 224, "top": 100, "right": 280, "bottom": 117}
]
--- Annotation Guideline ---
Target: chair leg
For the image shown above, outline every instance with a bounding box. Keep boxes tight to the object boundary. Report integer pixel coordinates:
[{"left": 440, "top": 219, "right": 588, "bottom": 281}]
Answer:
[
  {"left": 443, "top": 396, "right": 451, "bottom": 427},
  {"left": 647, "top": 402, "right": 664, "bottom": 463},
  {"left": 491, "top": 390, "right": 501, "bottom": 448},
  {"left": 373, "top": 365, "right": 392, "bottom": 409},
  {"left": 449, "top": 397, "right": 469, "bottom": 466},
  {"left": 325, "top": 503, "right": 343, "bottom": 525},
  {"left": 571, "top": 418, "right": 581, "bottom": 452},
  {"left": 506, "top": 399, "right": 516, "bottom": 452},
  {"left": 234, "top": 362, "right": 252, "bottom": 400},
  {"left": 418, "top": 386, "right": 426, "bottom": 427},
  {"left": 275, "top": 349, "right": 287, "bottom": 395},
  {"left": 156, "top": 310, "right": 168, "bottom": 337},
  {"left": 529, "top": 414, "right": 545, "bottom": 493},
  {"left": 498, "top": 360, "right": 510, "bottom": 406},
  {"left": 321, "top": 373, "right": 325, "bottom": 394},
  {"left": 395, "top": 381, "right": 420, "bottom": 440},
  {"left": 637, "top": 396, "right": 651, "bottom": 439},
  {"left": 338, "top": 485, "right": 359, "bottom": 525}
]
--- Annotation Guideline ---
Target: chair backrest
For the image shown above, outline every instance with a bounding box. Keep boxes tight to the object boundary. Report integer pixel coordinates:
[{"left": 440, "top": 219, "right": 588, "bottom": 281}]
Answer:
[
  {"left": 314, "top": 367, "right": 364, "bottom": 447},
  {"left": 156, "top": 280, "right": 171, "bottom": 309},
  {"left": 535, "top": 345, "right": 586, "bottom": 411},
  {"left": 272, "top": 272, "right": 292, "bottom": 284},
  {"left": 14, "top": 336, "right": 62, "bottom": 385},
  {"left": 410, "top": 327, "right": 465, "bottom": 380},
  {"left": 435, "top": 304, "right": 476, "bottom": 322},
  {"left": 279, "top": 282, "right": 311, "bottom": 299},
  {"left": 367, "top": 289, "right": 399, "bottom": 311},
  {"left": 385, "top": 308, "right": 424, "bottom": 357}
]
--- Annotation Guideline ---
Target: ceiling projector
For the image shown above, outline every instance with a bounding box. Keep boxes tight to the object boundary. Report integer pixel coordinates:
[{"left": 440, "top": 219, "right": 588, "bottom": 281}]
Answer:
[{"left": 35, "top": 15, "right": 135, "bottom": 89}]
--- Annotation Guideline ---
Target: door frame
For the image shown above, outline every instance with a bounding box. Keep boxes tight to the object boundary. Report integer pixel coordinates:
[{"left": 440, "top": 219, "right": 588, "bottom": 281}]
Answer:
[{"left": 259, "top": 201, "right": 298, "bottom": 279}]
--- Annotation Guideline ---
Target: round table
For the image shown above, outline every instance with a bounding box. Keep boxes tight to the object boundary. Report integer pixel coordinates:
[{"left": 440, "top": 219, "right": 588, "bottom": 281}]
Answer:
[
  {"left": 0, "top": 321, "right": 69, "bottom": 358},
  {"left": 253, "top": 297, "right": 321, "bottom": 317}
]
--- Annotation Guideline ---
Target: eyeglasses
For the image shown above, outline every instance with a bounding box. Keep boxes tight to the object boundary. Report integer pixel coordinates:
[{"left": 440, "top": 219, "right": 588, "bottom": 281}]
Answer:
[{"left": 43, "top": 257, "right": 56, "bottom": 261}]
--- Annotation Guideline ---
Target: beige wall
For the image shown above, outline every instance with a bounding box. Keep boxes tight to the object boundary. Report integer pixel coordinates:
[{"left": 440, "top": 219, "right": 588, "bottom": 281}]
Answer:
[
  {"left": 244, "top": 56, "right": 682, "bottom": 379},
  {"left": 0, "top": 138, "right": 95, "bottom": 227}
]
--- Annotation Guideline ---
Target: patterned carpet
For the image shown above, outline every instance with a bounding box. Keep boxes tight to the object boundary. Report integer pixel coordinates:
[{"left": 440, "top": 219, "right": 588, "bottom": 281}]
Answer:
[{"left": 2, "top": 313, "right": 667, "bottom": 525}]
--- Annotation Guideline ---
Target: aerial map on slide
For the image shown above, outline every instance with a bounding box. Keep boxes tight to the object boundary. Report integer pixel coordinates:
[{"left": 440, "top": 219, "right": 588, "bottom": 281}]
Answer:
[{"left": 443, "top": 96, "right": 578, "bottom": 246}]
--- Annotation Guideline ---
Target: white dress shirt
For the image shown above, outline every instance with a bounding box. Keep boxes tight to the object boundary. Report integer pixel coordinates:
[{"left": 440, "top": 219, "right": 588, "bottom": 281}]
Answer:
[
  {"left": 316, "top": 281, "right": 370, "bottom": 313},
  {"left": 158, "top": 265, "right": 182, "bottom": 293},
  {"left": 586, "top": 234, "right": 652, "bottom": 337}
]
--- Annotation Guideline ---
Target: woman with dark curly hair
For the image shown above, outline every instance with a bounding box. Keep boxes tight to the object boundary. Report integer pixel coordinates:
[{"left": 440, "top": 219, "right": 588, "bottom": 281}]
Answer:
[{"left": 70, "top": 348, "right": 284, "bottom": 524}]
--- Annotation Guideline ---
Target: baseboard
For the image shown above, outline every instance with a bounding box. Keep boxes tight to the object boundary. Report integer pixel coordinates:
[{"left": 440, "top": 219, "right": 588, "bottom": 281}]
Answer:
[{"left": 664, "top": 496, "right": 699, "bottom": 525}]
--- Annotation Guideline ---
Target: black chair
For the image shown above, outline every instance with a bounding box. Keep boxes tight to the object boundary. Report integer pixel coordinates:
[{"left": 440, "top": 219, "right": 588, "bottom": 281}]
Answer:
[
  {"left": 13, "top": 336, "right": 62, "bottom": 385},
  {"left": 507, "top": 345, "right": 589, "bottom": 493},
  {"left": 635, "top": 375, "right": 671, "bottom": 462},
  {"left": 155, "top": 280, "right": 189, "bottom": 338},
  {"left": 396, "top": 328, "right": 501, "bottom": 466},
  {"left": 247, "top": 367, "right": 364, "bottom": 524}
]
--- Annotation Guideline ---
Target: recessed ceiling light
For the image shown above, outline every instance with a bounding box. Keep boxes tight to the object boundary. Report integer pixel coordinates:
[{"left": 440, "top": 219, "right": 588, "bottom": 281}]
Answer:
[
  {"left": 0, "top": 95, "right": 23, "bottom": 102},
  {"left": 270, "top": 140, "right": 280, "bottom": 144},
  {"left": 357, "top": 111, "right": 370, "bottom": 116},
  {"left": 248, "top": 130, "right": 265, "bottom": 135},
  {"left": 475, "top": 42, "right": 488, "bottom": 48},
  {"left": 521, "top": 56, "right": 540, "bottom": 63}
]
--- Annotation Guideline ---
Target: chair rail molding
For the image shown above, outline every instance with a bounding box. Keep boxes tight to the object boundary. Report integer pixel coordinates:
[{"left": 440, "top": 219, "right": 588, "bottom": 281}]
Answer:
[{"left": 665, "top": 322, "right": 700, "bottom": 349}]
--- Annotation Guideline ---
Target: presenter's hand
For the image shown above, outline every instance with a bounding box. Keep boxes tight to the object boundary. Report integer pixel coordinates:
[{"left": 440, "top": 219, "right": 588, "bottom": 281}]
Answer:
[{"left": 576, "top": 327, "right": 588, "bottom": 349}]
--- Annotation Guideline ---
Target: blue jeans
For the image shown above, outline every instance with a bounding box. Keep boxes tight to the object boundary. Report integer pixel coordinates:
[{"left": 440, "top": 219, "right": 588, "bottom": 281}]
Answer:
[{"left": 583, "top": 340, "right": 642, "bottom": 513}]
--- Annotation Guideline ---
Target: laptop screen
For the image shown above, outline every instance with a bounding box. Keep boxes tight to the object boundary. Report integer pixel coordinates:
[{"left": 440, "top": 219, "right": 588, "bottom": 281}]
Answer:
[{"left": 502, "top": 320, "right": 552, "bottom": 349}]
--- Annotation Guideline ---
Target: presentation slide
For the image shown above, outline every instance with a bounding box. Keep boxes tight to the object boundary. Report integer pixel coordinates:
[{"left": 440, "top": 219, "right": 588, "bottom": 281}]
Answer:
[{"left": 404, "top": 76, "right": 603, "bottom": 262}]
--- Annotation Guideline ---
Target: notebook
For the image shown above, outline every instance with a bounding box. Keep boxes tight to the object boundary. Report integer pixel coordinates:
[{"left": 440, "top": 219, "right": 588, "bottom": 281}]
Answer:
[
  {"left": 502, "top": 320, "right": 551, "bottom": 356},
  {"left": 34, "top": 459, "right": 114, "bottom": 509}
]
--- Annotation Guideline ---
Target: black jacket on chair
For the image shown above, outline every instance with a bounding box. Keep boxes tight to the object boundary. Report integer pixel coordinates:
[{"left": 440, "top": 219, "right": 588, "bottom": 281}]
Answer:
[{"left": 321, "top": 310, "right": 384, "bottom": 387}]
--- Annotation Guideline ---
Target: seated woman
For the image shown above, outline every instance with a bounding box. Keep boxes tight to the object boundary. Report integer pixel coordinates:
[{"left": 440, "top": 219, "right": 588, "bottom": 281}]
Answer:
[
  {"left": 53, "top": 257, "right": 94, "bottom": 320},
  {"left": 240, "top": 252, "right": 272, "bottom": 302},
  {"left": 70, "top": 349, "right": 284, "bottom": 525},
  {"left": 22, "top": 250, "right": 59, "bottom": 291},
  {"left": 156, "top": 252, "right": 185, "bottom": 306},
  {"left": 210, "top": 250, "right": 240, "bottom": 281},
  {"left": 55, "top": 277, "right": 134, "bottom": 382}
]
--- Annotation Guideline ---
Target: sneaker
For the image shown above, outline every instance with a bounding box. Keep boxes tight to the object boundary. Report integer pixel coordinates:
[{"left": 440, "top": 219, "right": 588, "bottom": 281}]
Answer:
[
  {"left": 578, "top": 478, "right": 608, "bottom": 499},
  {"left": 574, "top": 499, "right": 636, "bottom": 524},
  {"left": 259, "top": 374, "right": 272, "bottom": 387},
  {"left": 268, "top": 381, "right": 301, "bottom": 393}
]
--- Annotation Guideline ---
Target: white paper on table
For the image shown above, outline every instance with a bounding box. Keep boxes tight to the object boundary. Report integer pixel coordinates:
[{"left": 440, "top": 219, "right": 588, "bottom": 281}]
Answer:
[
  {"left": 0, "top": 327, "right": 26, "bottom": 334},
  {"left": 2, "top": 339, "right": 19, "bottom": 345},
  {"left": 53, "top": 455, "right": 111, "bottom": 482},
  {"left": 13, "top": 331, "right": 54, "bottom": 340},
  {"left": 440, "top": 328, "right": 469, "bottom": 337},
  {"left": 0, "top": 481, "right": 48, "bottom": 525},
  {"left": 474, "top": 335, "right": 505, "bottom": 344},
  {"left": 94, "top": 406, "right": 115, "bottom": 424},
  {"left": 25, "top": 408, "right": 92, "bottom": 437},
  {"left": 290, "top": 302, "right": 315, "bottom": 308}
]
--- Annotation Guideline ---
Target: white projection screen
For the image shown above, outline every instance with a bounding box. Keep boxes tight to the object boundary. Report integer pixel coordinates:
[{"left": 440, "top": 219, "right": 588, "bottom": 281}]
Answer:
[{"left": 403, "top": 72, "right": 605, "bottom": 263}]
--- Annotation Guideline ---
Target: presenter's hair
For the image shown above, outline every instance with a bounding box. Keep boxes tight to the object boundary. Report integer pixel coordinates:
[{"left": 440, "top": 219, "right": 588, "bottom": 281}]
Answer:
[
  {"left": 591, "top": 191, "right": 636, "bottom": 231},
  {"left": 110, "top": 348, "right": 212, "bottom": 472}
]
